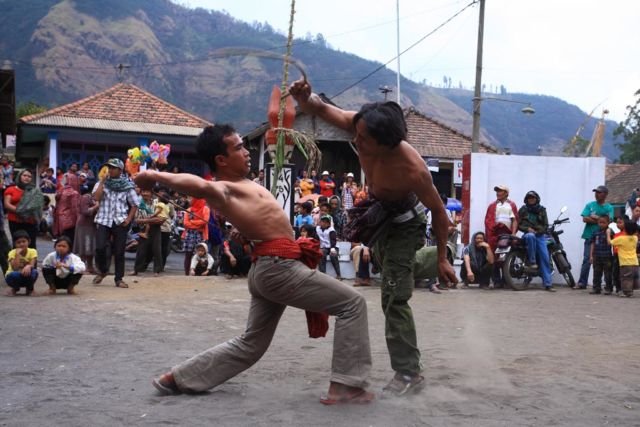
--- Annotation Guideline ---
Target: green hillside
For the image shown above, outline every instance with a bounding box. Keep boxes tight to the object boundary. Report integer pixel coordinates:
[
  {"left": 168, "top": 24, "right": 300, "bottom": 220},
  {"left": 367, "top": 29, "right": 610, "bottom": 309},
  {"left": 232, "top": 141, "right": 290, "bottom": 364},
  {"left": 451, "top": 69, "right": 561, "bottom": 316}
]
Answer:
[{"left": 0, "top": 0, "right": 621, "bottom": 160}]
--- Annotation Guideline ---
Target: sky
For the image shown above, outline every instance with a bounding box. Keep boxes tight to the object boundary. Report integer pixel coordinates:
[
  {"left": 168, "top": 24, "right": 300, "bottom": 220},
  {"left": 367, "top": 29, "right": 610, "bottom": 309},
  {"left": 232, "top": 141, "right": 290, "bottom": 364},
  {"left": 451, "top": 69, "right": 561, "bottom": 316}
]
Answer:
[{"left": 174, "top": 0, "right": 640, "bottom": 122}]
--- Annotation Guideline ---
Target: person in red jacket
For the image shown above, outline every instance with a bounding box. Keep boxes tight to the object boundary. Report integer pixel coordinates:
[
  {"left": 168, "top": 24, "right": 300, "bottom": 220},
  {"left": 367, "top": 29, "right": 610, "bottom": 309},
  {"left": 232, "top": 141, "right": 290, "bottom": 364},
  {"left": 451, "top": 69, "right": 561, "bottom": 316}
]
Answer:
[
  {"left": 484, "top": 185, "right": 518, "bottom": 287},
  {"left": 318, "top": 171, "right": 335, "bottom": 197}
]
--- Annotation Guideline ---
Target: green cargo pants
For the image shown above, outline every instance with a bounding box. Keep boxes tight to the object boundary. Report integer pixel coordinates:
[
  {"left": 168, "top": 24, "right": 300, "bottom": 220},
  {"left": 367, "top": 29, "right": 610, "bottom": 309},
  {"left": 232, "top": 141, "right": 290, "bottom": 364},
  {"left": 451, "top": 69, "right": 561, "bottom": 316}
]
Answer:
[{"left": 374, "top": 211, "right": 427, "bottom": 376}]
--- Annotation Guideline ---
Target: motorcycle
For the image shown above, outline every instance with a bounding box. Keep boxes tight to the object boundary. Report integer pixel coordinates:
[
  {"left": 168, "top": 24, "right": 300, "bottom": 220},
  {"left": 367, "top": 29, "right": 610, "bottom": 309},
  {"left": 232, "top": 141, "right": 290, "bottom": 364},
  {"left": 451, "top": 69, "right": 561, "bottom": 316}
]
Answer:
[
  {"left": 170, "top": 222, "right": 185, "bottom": 253},
  {"left": 495, "top": 206, "right": 575, "bottom": 290}
]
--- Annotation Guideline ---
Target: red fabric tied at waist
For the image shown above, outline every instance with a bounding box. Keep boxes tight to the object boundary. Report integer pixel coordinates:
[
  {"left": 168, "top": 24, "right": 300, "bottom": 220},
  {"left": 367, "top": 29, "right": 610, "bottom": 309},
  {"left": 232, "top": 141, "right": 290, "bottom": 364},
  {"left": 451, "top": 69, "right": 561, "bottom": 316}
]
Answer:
[
  {"left": 252, "top": 238, "right": 302, "bottom": 260},
  {"left": 252, "top": 238, "right": 328, "bottom": 338}
]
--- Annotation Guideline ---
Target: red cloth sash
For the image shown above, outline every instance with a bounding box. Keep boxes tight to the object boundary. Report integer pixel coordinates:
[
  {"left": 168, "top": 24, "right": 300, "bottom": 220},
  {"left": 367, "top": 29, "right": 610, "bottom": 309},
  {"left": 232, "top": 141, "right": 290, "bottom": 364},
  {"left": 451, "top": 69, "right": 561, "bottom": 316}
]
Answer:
[{"left": 252, "top": 238, "right": 328, "bottom": 338}]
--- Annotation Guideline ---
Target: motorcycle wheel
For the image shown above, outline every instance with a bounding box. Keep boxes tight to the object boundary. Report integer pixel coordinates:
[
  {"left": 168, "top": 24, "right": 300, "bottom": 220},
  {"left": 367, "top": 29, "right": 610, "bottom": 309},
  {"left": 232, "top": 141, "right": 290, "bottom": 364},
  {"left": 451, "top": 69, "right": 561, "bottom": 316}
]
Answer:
[
  {"left": 503, "top": 251, "right": 529, "bottom": 291},
  {"left": 171, "top": 240, "right": 185, "bottom": 253},
  {"left": 562, "top": 270, "right": 576, "bottom": 288}
]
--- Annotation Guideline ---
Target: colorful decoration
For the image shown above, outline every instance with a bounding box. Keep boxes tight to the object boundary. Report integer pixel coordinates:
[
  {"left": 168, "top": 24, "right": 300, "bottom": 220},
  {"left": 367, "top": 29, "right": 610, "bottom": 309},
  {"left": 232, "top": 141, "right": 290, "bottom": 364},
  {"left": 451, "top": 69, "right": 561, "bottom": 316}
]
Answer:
[{"left": 124, "top": 141, "right": 172, "bottom": 176}]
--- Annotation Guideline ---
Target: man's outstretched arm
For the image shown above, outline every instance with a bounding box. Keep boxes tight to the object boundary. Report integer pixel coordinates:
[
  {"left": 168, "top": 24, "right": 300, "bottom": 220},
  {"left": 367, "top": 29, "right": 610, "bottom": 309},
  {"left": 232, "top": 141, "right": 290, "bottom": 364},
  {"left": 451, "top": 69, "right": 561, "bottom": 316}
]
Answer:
[
  {"left": 289, "top": 79, "right": 356, "bottom": 132},
  {"left": 134, "top": 171, "right": 227, "bottom": 209}
]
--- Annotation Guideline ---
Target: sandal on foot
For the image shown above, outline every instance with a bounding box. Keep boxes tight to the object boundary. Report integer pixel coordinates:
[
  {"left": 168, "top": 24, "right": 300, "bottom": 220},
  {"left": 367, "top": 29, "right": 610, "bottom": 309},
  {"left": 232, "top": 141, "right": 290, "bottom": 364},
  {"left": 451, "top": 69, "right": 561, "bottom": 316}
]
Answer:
[
  {"left": 382, "top": 373, "right": 425, "bottom": 397},
  {"left": 115, "top": 281, "right": 129, "bottom": 288},
  {"left": 92, "top": 274, "right": 106, "bottom": 285}
]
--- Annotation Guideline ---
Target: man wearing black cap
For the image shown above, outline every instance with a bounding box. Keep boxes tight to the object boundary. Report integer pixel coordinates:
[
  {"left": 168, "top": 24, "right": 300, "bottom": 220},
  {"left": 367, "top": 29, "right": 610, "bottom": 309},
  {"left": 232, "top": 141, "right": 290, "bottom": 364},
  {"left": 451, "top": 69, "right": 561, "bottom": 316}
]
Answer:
[
  {"left": 577, "top": 185, "right": 614, "bottom": 289},
  {"left": 92, "top": 158, "right": 139, "bottom": 288}
]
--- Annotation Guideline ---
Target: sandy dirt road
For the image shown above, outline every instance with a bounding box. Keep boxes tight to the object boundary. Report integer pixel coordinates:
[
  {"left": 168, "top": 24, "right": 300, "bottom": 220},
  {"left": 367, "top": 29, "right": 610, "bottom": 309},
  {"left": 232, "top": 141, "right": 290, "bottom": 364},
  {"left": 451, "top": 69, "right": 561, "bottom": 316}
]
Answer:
[{"left": 1, "top": 275, "right": 639, "bottom": 427}]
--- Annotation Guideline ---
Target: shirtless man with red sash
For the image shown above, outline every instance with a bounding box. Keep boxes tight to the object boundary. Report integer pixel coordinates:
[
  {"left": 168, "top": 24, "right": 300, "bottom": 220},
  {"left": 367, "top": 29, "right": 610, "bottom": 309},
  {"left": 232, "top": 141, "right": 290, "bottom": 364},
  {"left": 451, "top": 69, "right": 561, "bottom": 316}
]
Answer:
[
  {"left": 289, "top": 79, "right": 458, "bottom": 396},
  {"left": 135, "top": 124, "right": 373, "bottom": 405}
]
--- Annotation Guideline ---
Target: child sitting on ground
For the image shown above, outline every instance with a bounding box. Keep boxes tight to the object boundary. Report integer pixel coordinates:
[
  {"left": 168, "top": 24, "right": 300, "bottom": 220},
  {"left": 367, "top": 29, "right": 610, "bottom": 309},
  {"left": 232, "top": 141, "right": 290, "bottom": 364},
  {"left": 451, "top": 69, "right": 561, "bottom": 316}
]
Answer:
[
  {"left": 42, "top": 236, "right": 86, "bottom": 295},
  {"left": 5, "top": 230, "right": 38, "bottom": 296},
  {"left": 189, "top": 242, "right": 214, "bottom": 276}
]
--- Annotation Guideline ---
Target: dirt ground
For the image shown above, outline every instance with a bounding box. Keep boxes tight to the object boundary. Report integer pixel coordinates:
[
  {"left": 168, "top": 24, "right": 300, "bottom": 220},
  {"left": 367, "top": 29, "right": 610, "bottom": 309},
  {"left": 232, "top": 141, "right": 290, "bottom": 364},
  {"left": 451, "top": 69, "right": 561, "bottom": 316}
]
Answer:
[{"left": 1, "top": 274, "right": 639, "bottom": 427}]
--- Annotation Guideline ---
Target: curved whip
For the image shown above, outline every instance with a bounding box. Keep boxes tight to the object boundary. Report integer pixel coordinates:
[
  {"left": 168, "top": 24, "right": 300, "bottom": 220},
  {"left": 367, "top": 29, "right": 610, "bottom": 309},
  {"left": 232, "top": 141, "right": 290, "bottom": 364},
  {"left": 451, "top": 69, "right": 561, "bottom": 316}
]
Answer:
[{"left": 208, "top": 47, "right": 308, "bottom": 91}]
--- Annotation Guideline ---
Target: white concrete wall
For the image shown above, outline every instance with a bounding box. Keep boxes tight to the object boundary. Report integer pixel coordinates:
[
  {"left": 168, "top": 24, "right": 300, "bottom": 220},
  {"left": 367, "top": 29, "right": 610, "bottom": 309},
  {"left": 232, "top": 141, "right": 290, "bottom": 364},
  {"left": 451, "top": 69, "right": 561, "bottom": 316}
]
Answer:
[{"left": 468, "top": 153, "right": 606, "bottom": 284}]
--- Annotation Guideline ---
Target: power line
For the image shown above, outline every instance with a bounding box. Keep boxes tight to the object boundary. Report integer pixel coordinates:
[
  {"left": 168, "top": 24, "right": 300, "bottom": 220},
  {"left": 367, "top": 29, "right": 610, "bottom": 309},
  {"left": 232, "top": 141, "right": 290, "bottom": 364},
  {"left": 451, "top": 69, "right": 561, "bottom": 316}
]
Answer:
[{"left": 330, "top": 0, "right": 478, "bottom": 99}]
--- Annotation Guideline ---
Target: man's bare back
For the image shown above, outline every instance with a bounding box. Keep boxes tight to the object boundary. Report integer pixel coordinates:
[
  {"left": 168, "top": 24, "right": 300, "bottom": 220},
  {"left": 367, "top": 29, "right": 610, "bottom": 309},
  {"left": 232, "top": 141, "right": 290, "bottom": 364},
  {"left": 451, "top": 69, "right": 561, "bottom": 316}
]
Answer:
[{"left": 289, "top": 78, "right": 457, "bottom": 285}]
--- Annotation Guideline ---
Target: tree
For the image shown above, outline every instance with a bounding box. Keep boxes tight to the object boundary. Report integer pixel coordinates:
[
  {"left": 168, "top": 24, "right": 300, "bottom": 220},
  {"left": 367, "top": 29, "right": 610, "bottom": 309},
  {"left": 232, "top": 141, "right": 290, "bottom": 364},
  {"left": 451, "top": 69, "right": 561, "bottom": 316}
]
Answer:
[
  {"left": 16, "top": 101, "right": 47, "bottom": 118},
  {"left": 614, "top": 89, "right": 640, "bottom": 164}
]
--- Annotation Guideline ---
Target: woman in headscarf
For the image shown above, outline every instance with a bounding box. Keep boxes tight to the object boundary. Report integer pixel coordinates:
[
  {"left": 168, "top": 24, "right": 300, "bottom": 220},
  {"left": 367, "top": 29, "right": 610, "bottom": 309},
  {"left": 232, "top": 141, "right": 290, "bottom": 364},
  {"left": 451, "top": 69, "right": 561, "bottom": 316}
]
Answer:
[
  {"left": 54, "top": 173, "right": 80, "bottom": 246},
  {"left": 73, "top": 182, "right": 99, "bottom": 274},
  {"left": 4, "top": 169, "right": 43, "bottom": 249},
  {"left": 182, "top": 196, "right": 210, "bottom": 275}
]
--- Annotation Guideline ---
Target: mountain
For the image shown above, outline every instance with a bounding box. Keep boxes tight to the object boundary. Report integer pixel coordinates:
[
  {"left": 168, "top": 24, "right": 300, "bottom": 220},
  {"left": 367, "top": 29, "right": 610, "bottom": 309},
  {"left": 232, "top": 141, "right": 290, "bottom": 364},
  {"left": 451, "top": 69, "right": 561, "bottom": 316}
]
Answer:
[
  {"left": 433, "top": 88, "right": 620, "bottom": 159},
  {"left": 0, "top": 0, "right": 622, "bottom": 160}
]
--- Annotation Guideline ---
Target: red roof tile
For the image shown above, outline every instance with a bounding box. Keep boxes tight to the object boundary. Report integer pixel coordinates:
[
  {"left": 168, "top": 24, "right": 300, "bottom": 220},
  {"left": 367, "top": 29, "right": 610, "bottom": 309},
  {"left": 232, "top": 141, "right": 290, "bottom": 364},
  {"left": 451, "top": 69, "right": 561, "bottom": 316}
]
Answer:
[
  {"left": 20, "top": 83, "right": 211, "bottom": 129},
  {"left": 606, "top": 162, "right": 640, "bottom": 204},
  {"left": 405, "top": 108, "right": 497, "bottom": 159}
]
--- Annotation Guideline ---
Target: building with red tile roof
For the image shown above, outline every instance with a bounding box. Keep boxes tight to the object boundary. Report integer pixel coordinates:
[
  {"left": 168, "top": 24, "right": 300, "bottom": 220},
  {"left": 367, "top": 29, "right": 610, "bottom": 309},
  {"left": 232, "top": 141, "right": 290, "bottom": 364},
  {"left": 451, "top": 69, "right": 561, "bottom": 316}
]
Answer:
[
  {"left": 17, "top": 83, "right": 211, "bottom": 175},
  {"left": 244, "top": 103, "right": 499, "bottom": 198}
]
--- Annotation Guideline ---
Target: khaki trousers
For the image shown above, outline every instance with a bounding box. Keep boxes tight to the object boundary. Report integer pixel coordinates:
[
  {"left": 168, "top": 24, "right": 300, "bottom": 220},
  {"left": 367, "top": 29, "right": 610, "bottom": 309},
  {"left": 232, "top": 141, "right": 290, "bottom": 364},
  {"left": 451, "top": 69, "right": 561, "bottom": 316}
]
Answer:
[{"left": 172, "top": 256, "right": 372, "bottom": 391}]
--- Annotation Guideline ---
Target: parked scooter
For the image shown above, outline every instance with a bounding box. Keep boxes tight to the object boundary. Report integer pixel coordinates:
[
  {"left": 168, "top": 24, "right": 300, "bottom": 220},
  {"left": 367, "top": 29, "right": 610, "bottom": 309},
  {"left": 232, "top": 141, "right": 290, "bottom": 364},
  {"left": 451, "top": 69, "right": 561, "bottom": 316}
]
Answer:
[
  {"left": 495, "top": 206, "right": 575, "bottom": 290},
  {"left": 170, "top": 222, "right": 185, "bottom": 253}
]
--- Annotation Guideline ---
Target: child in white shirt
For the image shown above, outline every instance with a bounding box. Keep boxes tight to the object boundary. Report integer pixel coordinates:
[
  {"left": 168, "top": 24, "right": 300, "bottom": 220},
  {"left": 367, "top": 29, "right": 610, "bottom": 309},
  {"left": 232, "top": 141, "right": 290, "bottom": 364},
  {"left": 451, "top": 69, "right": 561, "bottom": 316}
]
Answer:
[
  {"left": 190, "top": 242, "right": 214, "bottom": 276},
  {"left": 42, "top": 236, "right": 86, "bottom": 295}
]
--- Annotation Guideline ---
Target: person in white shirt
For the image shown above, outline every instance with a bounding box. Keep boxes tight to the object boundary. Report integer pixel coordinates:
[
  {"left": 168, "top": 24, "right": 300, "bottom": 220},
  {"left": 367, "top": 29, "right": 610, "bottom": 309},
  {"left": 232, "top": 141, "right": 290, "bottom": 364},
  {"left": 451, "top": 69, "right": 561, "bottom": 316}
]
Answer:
[
  {"left": 484, "top": 185, "right": 518, "bottom": 287},
  {"left": 42, "top": 236, "right": 86, "bottom": 295}
]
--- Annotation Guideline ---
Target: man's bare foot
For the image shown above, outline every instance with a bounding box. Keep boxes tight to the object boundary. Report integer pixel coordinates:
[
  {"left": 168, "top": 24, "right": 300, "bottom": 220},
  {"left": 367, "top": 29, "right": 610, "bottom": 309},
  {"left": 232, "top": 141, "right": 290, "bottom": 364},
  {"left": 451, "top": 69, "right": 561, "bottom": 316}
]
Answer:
[
  {"left": 47, "top": 287, "right": 56, "bottom": 295},
  {"left": 129, "top": 271, "right": 138, "bottom": 276},
  {"left": 5, "top": 288, "right": 17, "bottom": 296},
  {"left": 320, "top": 381, "right": 375, "bottom": 405},
  {"left": 67, "top": 286, "right": 77, "bottom": 295},
  {"left": 154, "top": 272, "right": 159, "bottom": 277},
  {"left": 152, "top": 372, "right": 181, "bottom": 395}
]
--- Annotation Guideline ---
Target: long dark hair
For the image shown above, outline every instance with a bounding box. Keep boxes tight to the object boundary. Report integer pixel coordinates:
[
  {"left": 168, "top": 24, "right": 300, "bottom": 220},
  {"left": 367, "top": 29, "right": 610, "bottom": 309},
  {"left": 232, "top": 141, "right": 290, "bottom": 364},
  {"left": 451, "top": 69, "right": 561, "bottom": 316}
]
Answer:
[{"left": 352, "top": 101, "right": 407, "bottom": 148}]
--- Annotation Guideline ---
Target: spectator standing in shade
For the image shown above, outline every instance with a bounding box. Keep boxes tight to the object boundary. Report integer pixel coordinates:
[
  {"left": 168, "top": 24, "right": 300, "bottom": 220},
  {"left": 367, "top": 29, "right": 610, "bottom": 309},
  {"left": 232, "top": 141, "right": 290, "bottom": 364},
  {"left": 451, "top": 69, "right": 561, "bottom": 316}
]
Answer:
[
  {"left": 80, "top": 161, "right": 96, "bottom": 187},
  {"left": 341, "top": 172, "right": 355, "bottom": 210},
  {"left": 1, "top": 155, "right": 14, "bottom": 189},
  {"left": 54, "top": 174, "right": 80, "bottom": 246},
  {"left": 310, "top": 169, "right": 321, "bottom": 194},
  {"left": 73, "top": 183, "right": 98, "bottom": 274},
  {"left": 299, "top": 170, "right": 314, "bottom": 197},
  {"left": 319, "top": 171, "right": 335, "bottom": 197}
]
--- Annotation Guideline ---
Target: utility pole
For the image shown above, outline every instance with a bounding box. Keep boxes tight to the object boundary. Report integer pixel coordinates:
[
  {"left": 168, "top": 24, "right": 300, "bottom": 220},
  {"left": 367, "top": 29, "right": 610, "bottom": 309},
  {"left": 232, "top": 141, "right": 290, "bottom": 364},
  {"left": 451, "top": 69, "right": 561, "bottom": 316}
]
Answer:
[
  {"left": 396, "top": 0, "right": 401, "bottom": 104},
  {"left": 471, "top": 0, "right": 485, "bottom": 153},
  {"left": 379, "top": 86, "right": 393, "bottom": 101}
]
